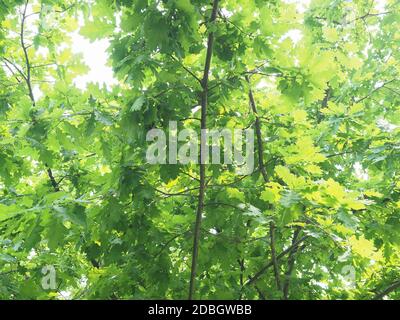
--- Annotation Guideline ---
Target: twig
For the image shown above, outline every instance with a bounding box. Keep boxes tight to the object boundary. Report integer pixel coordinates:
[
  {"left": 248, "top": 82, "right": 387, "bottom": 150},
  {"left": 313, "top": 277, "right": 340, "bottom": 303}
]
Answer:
[
  {"left": 349, "top": 11, "right": 392, "bottom": 23},
  {"left": 167, "top": 53, "right": 202, "bottom": 85},
  {"left": 354, "top": 79, "right": 395, "bottom": 104},
  {"left": 154, "top": 230, "right": 191, "bottom": 258},
  {"left": 154, "top": 188, "right": 196, "bottom": 197},
  {"left": 2, "top": 57, "right": 26, "bottom": 82}
]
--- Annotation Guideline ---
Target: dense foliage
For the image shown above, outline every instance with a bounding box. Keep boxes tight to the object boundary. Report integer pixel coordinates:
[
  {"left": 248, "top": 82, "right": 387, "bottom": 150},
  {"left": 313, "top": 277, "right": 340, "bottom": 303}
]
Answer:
[{"left": 1, "top": 0, "right": 400, "bottom": 300}]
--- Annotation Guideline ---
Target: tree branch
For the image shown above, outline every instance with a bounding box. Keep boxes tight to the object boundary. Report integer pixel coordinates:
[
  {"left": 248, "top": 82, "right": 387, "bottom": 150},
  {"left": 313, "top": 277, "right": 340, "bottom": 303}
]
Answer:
[
  {"left": 154, "top": 188, "right": 196, "bottom": 197},
  {"left": 16, "top": 0, "right": 59, "bottom": 192},
  {"left": 188, "top": 0, "right": 219, "bottom": 300},
  {"left": 2, "top": 57, "right": 27, "bottom": 82},
  {"left": 20, "top": 0, "right": 35, "bottom": 104},
  {"left": 46, "top": 165, "right": 60, "bottom": 192},
  {"left": 349, "top": 11, "right": 392, "bottom": 23},
  {"left": 238, "top": 259, "right": 245, "bottom": 299},
  {"left": 282, "top": 227, "right": 301, "bottom": 299},
  {"left": 246, "top": 75, "right": 282, "bottom": 293},
  {"left": 246, "top": 75, "right": 268, "bottom": 182},
  {"left": 168, "top": 53, "right": 202, "bottom": 85},
  {"left": 373, "top": 280, "right": 400, "bottom": 300},
  {"left": 244, "top": 235, "right": 308, "bottom": 287},
  {"left": 269, "top": 221, "right": 281, "bottom": 291},
  {"left": 154, "top": 230, "right": 191, "bottom": 258},
  {"left": 354, "top": 79, "right": 395, "bottom": 104}
]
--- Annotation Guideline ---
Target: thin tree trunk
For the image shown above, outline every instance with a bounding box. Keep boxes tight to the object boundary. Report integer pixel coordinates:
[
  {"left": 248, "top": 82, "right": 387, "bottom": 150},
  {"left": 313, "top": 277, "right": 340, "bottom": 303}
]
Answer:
[{"left": 188, "top": 0, "right": 219, "bottom": 300}]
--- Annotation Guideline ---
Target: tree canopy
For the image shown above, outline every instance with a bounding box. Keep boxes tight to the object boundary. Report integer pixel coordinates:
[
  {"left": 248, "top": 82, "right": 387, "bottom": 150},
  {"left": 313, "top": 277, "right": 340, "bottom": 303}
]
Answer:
[{"left": 1, "top": 0, "right": 400, "bottom": 300}]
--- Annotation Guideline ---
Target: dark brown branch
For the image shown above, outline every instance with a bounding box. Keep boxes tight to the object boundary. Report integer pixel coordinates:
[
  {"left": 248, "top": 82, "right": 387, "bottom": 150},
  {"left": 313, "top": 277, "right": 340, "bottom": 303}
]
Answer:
[
  {"left": 382, "top": 86, "right": 400, "bottom": 97},
  {"left": 218, "top": 10, "right": 254, "bottom": 38},
  {"left": 204, "top": 202, "right": 249, "bottom": 211},
  {"left": 154, "top": 230, "right": 191, "bottom": 258},
  {"left": 31, "top": 62, "right": 57, "bottom": 69},
  {"left": 155, "top": 191, "right": 194, "bottom": 197},
  {"left": 317, "top": 86, "right": 331, "bottom": 123},
  {"left": 246, "top": 75, "right": 283, "bottom": 292},
  {"left": 25, "top": 11, "right": 40, "bottom": 18},
  {"left": 350, "top": 11, "right": 392, "bottom": 23},
  {"left": 188, "top": 0, "right": 219, "bottom": 300},
  {"left": 16, "top": 0, "right": 59, "bottom": 192},
  {"left": 373, "top": 280, "right": 400, "bottom": 300},
  {"left": 354, "top": 79, "right": 395, "bottom": 104},
  {"left": 269, "top": 221, "right": 281, "bottom": 291},
  {"left": 168, "top": 53, "right": 202, "bottom": 85},
  {"left": 2, "top": 57, "right": 27, "bottom": 82},
  {"left": 314, "top": 11, "right": 392, "bottom": 25},
  {"left": 178, "top": 117, "right": 202, "bottom": 122},
  {"left": 244, "top": 235, "right": 308, "bottom": 287},
  {"left": 326, "top": 151, "right": 353, "bottom": 158},
  {"left": 20, "top": 0, "right": 35, "bottom": 105},
  {"left": 254, "top": 285, "right": 266, "bottom": 300},
  {"left": 2, "top": 61, "right": 21, "bottom": 83},
  {"left": 180, "top": 170, "right": 200, "bottom": 182},
  {"left": 282, "top": 227, "right": 301, "bottom": 299},
  {"left": 238, "top": 259, "right": 245, "bottom": 299},
  {"left": 54, "top": 4, "right": 76, "bottom": 14},
  {"left": 46, "top": 166, "right": 60, "bottom": 192},
  {"left": 141, "top": 178, "right": 197, "bottom": 198},
  {"left": 246, "top": 75, "right": 268, "bottom": 182}
]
